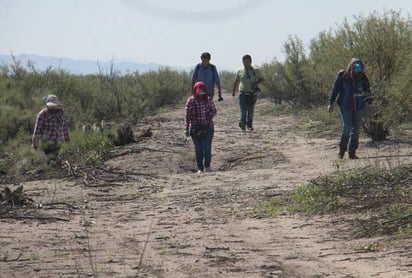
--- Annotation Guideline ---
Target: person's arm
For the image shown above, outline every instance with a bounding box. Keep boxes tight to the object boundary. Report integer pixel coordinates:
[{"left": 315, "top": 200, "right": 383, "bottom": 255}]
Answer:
[
  {"left": 209, "top": 99, "right": 217, "bottom": 118},
  {"left": 256, "top": 69, "right": 264, "bottom": 84},
  {"left": 232, "top": 79, "right": 240, "bottom": 97},
  {"left": 191, "top": 64, "right": 199, "bottom": 94},
  {"left": 32, "top": 110, "right": 45, "bottom": 149},
  {"left": 213, "top": 66, "right": 222, "bottom": 98},
  {"left": 216, "top": 82, "right": 223, "bottom": 100},
  {"left": 328, "top": 73, "right": 343, "bottom": 113},
  {"left": 62, "top": 111, "right": 70, "bottom": 143},
  {"left": 363, "top": 74, "right": 372, "bottom": 105},
  {"left": 232, "top": 72, "right": 240, "bottom": 96},
  {"left": 329, "top": 74, "right": 342, "bottom": 106},
  {"left": 184, "top": 97, "right": 193, "bottom": 130},
  {"left": 216, "top": 80, "right": 222, "bottom": 98}
]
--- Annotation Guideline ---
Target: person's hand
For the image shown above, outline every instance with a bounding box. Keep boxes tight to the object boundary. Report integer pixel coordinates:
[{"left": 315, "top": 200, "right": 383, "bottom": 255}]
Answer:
[
  {"left": 32, "top": 144, "right": 38, "bottom": 150},
  {"left": 232, "top": 91, "right": 236, "bottom": 97},
  {"left": 218, "top": 95, "right": 223, "bottom": 101},
  {"left": 328, "top": 104, "right": 333, "bottom": 113},
  {"left": 185, "top": 128, "right": 190, "bottom": 138}
]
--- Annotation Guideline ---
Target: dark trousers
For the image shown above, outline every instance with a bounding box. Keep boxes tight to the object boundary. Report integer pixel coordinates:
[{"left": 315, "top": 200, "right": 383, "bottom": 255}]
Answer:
[
  {"left": 192, "top": 127, "right": 214, "bottom": 171},
  {"left": 239, "top": 93, "right": 258, "bottom": 128},
  {"left": 42, "top": 141, "right": 61, "bottom": 164},
  {"left": 339, "top": 108, "right": 364, "bottom": 152}
]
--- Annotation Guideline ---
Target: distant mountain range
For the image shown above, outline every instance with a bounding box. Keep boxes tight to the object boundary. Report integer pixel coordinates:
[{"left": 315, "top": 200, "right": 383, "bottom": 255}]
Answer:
[{"left": 0, "top": 54, "right": 187, "bottom": 75}]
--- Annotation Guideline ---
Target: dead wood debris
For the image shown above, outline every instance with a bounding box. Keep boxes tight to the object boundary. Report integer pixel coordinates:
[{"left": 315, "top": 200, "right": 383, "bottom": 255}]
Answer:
[
  {"left": 309, "top": 164, "right": 412, "bottom": 238},
  {"left": 111, "top": 125, "right": 152, "bottom": 146},
  {"left": 0, "top": 185, "right": 33, "bottom": 207}
]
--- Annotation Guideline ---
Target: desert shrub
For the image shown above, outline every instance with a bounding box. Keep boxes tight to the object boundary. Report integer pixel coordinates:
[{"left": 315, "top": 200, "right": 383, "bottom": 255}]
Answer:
[
  {"left": 254, "top": 102, "right": 292, "bottom": 117},
  {"left": 0, "top": 59, "right": 193, "bottom": 179},
  {"left": 297, "top": 106, "right": 342, "bottom": 138},
  {"left": 260, "top": 10, "right": 412, "bottom": 140},
  {"left": 310, "top": 10, "right": 412, "bottom": 140},
  {"left": 60, "top": 128, "right": 112, "bottom": 157},
  {"left": 256, "top": 164, "right": 412, "bottom": 238}
]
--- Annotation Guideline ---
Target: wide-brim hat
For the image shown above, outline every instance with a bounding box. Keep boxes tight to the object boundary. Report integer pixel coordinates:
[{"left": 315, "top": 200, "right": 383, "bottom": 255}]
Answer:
[{"left": 44, "top": 94, "right": 62, "bottom": 108}]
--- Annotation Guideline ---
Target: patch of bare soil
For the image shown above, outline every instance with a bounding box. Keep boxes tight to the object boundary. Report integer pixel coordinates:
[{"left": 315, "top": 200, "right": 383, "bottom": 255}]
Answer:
[{"left": 1, "top": 97, "right": 412, "bottom": 277}]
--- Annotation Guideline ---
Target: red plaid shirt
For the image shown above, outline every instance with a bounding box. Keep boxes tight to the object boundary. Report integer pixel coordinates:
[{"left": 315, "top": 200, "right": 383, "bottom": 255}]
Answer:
[
  {"left": 185, "top": 96, "right": 217, "bottom": 129},
  {"left": 32, "top": 108, "right": 70, "bottom": 147}
]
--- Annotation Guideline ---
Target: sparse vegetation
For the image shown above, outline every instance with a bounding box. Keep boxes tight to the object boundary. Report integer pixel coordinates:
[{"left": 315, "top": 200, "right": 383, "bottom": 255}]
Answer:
[
  {"left": 1, "top": 10, "right": 412, "bottom": 276},
  {"left": 260, "top": 10, "right": 412, "bottom": 141},
  {"left": 256, "top": 163, "right": 412, "bottom": 239}
]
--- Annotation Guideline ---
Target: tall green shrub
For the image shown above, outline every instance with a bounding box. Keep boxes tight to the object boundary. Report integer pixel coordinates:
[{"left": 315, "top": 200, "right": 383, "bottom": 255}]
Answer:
[{"left": 309, "top": 10, "right": 412, "bottom": 140}]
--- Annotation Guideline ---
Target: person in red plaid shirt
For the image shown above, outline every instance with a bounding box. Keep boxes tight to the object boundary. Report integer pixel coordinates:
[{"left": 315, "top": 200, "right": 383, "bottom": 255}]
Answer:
[
  {"left": 185, "top": 82, "right": 217, "bottom": 173},
  {"left": 32, "top": 94, "right": 70, "bottom": 165}
]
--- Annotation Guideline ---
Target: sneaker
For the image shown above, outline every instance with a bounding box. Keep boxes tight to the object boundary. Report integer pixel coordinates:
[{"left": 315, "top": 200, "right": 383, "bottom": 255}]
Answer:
[
  {"left": 197, "top": 170, "right": 203, "bottom": 174},
  {"left": 204, "top": 167, "right": 211, "bottom": 172},
  {"left": 239, "top": 122, "right": 246, "bottom": 131},
  {"left": 247, "top": 127, "right": 254, "bottom": 131}
]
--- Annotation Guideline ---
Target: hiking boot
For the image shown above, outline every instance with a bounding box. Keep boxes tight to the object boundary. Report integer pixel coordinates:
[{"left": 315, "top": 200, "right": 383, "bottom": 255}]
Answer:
[
  {"left": 204, "top": 167, "right": 211, "bottom": 173},
  {"left": 338, "top": 150, "right": 345, "bottom": 159},
  {"left": 348, "top": 151, "right": 359, "bottom": 159},
  {"left": 239, "top": 122, "right": 246, "bottom": 131}
]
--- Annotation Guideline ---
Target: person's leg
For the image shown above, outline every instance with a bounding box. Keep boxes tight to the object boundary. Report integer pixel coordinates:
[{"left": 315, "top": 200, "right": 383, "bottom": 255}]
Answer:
[
  {"left": 192, "top": 138, "right": 204, "bottom": 171},
  {"left": 338, "top": 109, "right": 353, "bottom": 158},
  {"left": 238, "top": 94, "right": 247, "bottom": 130},
  {"left": 348, "top": 109, "right": 364, "bottom": 159},
  {"left": 203, "top": 127, "right": 214, "bottom": 170},
  {"left": 43, "top": 141, "right": 60, "bottom": 165},
  {"left": 247, "top": 94, "right": 258, "bottom": 129}
]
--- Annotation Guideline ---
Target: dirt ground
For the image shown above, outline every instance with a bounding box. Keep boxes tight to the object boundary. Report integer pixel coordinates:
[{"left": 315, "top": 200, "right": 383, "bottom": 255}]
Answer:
[{"left": 1, "top": 96, "right": 411, "bottom": 278}]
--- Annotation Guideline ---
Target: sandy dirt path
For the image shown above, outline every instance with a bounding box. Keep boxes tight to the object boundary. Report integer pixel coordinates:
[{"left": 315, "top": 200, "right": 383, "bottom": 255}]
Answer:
[{"left": 1, "top": 97, "right": 411, "bottom": 277}]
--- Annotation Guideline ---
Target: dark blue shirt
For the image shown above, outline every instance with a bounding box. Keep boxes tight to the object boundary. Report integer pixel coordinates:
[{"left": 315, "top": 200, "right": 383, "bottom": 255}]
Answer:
[{"left": 192, "top": 63, "right": 220, "bottom": 98}]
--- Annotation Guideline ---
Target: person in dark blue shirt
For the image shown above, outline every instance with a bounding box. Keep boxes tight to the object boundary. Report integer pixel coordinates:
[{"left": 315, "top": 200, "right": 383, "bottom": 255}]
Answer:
[{"left": 192, "top": 52, "right": 223, "bottom": 100}]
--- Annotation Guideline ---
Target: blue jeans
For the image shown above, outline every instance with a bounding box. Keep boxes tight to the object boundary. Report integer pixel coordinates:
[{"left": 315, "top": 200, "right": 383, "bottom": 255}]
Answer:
[
  {"left": 339, "top": 108, "right": 364, "bottom": 152},
  {"left": 191, "top": 127, "right": 214, "bottom": 171},
  {"left": 239, "top": 93, "right": 258, "bottom": 128}
]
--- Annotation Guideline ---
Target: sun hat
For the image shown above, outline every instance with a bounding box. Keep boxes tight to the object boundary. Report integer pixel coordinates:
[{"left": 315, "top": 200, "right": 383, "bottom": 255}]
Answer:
[{"left": 44, "top": 94, "right": 62, "bottom": 108}]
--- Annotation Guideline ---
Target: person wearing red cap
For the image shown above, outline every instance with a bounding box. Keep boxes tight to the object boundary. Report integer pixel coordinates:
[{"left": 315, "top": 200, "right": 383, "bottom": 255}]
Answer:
[
  {"left": 32, "top": 94, "right": 70, "bottom": 165},
  {"left": 185, "top": 82, "right": 217, "bottom": 173}
]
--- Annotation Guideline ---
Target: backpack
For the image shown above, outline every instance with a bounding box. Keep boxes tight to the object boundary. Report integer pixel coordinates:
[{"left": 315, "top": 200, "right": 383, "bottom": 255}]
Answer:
[{"left": 193, "top": 63, "right": 216, "bottom": 83}]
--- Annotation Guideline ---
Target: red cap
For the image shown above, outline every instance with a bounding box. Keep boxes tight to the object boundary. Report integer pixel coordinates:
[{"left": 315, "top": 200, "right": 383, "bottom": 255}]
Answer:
[{"left": 193, "top": 82, "right": 208, "bottom": 99}]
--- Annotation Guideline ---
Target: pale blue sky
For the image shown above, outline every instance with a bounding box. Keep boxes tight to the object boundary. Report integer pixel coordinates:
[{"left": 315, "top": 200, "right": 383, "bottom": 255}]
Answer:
[{"left": 0, "top": 0, "right": 411, "bottom": 70}]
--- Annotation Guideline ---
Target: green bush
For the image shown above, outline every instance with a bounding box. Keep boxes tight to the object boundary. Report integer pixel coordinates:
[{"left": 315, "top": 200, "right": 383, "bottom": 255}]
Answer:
[
  {"left": 256, "top": 164, "right": 412, "bottom": 238},
  {"left": 60, "top": 129, "right": 113, "bottom": 167},
  {"left": 297, "top": 106, "right": 341, "bottom": 138}
]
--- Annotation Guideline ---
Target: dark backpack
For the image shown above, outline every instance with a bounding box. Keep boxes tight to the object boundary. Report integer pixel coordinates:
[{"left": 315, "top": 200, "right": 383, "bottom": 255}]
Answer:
[{"left": 193, "top": 63, "right": 216, "bottom": 83}]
